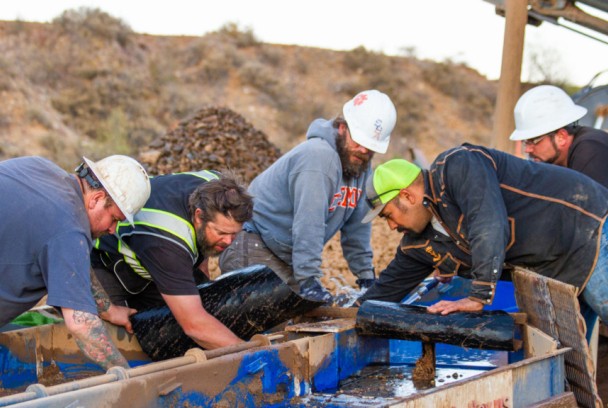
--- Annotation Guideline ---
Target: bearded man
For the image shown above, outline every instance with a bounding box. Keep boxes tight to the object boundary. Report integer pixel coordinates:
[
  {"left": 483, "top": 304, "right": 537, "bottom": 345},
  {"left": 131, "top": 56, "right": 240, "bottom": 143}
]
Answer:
[
  {"left": 219, "top": 90, "right": 397, "bottom": 303},
  {"left": 91, "top": 171, "right": 253, "bottom": 349}
]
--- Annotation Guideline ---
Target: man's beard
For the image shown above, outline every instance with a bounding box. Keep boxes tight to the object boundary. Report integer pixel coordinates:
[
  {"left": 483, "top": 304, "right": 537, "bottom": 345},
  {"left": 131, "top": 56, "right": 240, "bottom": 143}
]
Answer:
[
  {"left": 529, "top": 136, "right": 560, "bottom": 164},
  {"left": 336, "top": 134, "right": 373, "bottom": 179},
  {"left": 196, "top": 222, "right": 226, "bottom": 257}
]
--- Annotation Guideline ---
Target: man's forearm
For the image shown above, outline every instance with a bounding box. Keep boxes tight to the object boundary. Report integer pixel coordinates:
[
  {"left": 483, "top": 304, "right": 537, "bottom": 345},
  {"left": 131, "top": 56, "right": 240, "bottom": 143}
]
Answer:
[
  {"left": 67, "top": 309, "right": 129, "bottom": 370},
  {"left": 90, "top": 268, "right": 111, "bottom": 313}
]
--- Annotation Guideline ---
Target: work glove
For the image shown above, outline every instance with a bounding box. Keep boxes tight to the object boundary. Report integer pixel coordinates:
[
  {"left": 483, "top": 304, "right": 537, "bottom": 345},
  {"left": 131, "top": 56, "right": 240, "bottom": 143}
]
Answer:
[
  {"left": 299, "top": 276, "right": 334, "bottom": 304},
  {"left": 356, "top": 278, "right": 375, "bottom": 289}
]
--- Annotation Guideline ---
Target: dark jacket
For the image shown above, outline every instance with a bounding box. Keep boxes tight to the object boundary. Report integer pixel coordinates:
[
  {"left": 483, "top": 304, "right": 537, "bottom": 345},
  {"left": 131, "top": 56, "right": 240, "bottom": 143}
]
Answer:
[
  {"left": 568, "top": 126, "right": 608, "bottom": 188},
  {"left": 362, "top": 144, "right": 608, "bottom": 305}
]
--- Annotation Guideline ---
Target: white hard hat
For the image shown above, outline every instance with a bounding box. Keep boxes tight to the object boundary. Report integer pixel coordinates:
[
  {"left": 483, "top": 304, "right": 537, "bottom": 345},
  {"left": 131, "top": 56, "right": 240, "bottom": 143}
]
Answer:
[
  {"left": 83, "top": 155, "right": 151, "bottom": 225},
  {"left": 343, "top": 90, "right": 397, "bottom": 154},
  {"left": 510, "top": 85, "right": 587, "bottom": 141}
]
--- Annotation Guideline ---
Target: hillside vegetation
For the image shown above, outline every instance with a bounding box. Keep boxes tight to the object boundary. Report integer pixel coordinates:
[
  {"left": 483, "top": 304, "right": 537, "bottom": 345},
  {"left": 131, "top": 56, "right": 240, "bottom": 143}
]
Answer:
[{"left": 0, "top": 8, "right": 498, "bottom": 170}]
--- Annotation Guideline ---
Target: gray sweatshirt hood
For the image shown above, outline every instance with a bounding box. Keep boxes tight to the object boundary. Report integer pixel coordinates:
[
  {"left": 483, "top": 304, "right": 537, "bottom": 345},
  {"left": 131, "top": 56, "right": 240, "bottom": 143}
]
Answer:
[{"left": 305, "top": 118, "right": 338, "bottom": 150}]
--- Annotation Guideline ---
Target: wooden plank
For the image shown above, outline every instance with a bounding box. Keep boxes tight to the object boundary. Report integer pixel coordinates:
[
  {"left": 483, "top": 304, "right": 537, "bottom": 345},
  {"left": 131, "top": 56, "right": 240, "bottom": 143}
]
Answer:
[
  {"left": 286, "top": 318, "right": 356, "bottom": 333},
  {"left": 524, "top": 324, "right": 558, "bottom": 358},
  {"left": 512, "top": 267, "right": 602, "bottom": 408},
  {"left": 510, "top": 312, "right": 527, "bottom": 325},
  {"left": 303, "top": 306, "right": 358, "bottom": 319},
  {"left": 402, "top": 368, "right": 513, "bottom": 408},
  {"left": 526, "top": 392, "right": 578, "bottom": 408}
]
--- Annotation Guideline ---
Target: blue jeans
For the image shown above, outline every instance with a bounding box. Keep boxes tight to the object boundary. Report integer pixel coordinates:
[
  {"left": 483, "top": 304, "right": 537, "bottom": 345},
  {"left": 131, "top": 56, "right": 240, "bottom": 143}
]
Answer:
[{"left": 581, "top": 221, "right": 608, "bottom": 342}]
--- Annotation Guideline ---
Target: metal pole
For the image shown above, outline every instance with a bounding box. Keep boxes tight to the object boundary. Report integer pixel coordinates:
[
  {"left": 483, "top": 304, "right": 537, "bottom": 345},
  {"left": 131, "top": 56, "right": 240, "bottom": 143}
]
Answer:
[{"left": 492, "top": 0, "right": 528, "bottom": 155}]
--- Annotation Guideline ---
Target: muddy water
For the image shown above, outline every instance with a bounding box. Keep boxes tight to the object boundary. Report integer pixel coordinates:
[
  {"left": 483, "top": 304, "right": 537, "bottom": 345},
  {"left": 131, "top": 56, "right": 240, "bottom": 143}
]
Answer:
[
  {"left": 296, "top": 364, "right": 488, "bottom": 405},
  {"left": 0, "top": 365, "right": 100, "bottom": 397}
]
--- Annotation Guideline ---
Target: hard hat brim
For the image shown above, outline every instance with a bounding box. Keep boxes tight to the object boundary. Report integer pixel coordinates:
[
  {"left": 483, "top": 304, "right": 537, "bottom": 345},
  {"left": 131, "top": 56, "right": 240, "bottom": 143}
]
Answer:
[
  {"left": 509, "top": 105, "right": 587, "bottom": 141},
  {"left": 83, "top": 156, "right": 135, "bottom": 226}
]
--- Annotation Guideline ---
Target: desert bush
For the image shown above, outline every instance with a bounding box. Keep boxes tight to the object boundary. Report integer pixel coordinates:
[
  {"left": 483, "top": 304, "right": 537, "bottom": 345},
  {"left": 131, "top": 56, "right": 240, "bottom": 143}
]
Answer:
[
  {"left": 277, "top": 96, "right": 327, "bottom": 143},
  {"left": 343, "top": 46, "right": 390, "bottom": 75},
  {"left": 19, "top": 47, "right": 72, "bottom": 88},
  {"left": 148, "top": 57, "right": 177, "bottom": 91},
  {"left": 27, "top": 109, "right": 53, "bottom": 129},
  {"left": 217, "top": 22, "right": 259, "bottom": 48},
  {"left": 40, "top": 131, "right": 78, "bottom": 168},
  {"left": 5, "top": 19, "right": 28, "bottom": 36},
  {"left": 332, "top": 79, "right": 367, "bottom": 97},
  {"left": 181, "top": 37, "right": 242, "bottom": 83},
  {"left": 52, "top": 7, "right": 133, "bottom": 47},
  {"left": 393, "top": 90, "right": 428, "bottom": 137},
  {"left": 50, "top": 70, "right": 151, "bottom": 140},
  {"left": 95, "top": 108, "right": 134, "bottom": 156},
  {"left": 156, "top": 85, "right": 199, "bottom": 125},
  {"left": 238, "top": 61, "right": 288, "bottom": 106},
  {"left": 258, "top": 46, "right": 283, "bottom": 67},
  {"left": 421, "top": 60, "right": 467, "bottom": 98},
  {"left": 421, "top": 60, "right": 495, "bottom": 124}
]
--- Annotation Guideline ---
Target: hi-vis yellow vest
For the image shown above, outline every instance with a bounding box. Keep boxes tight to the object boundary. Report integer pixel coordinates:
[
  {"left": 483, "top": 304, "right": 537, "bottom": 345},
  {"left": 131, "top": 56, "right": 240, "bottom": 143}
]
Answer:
[{"left": 95, "top": 170, "right": 219, "bottom": 280}]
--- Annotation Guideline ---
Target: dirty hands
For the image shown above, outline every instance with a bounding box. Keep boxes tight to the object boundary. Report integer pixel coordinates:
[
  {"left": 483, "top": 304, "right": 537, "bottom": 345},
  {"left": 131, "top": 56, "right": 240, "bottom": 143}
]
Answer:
[
  {"left": 100, "top": 304, "right": 138, "bottom": 334},
  {"left": 427, "top": 297, "right": 483, "bottom": 315}
]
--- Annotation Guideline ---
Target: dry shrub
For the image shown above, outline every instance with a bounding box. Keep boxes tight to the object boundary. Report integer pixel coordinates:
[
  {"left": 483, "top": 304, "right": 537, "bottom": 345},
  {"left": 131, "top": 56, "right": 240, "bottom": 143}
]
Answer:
[
  {"left": 238, "top": 61, "right": 288, "bottom": 107},
  {"left": 421, "top": 60, "right": 495, "bottom": 124},
  {"left": 217, "top": 22, "right": 259, "bottom": 48},
  {"left": 181, "top": 36, "right": 243, "bottom": 84},
  {"left": 277, "top": 96, "right": 327, "bottom": 142},
  {"left": 52, "top": 7, "right": 133, "bottom": 47},
  {"left": 94, "top": 108, "right": 134, "bottom": 156}
]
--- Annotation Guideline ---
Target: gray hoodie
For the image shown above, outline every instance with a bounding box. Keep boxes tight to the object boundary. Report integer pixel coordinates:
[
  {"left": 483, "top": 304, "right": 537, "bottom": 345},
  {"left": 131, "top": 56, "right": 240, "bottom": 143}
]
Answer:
[{"left": 247, "top": 118, "right": 374, "bottom": 284}]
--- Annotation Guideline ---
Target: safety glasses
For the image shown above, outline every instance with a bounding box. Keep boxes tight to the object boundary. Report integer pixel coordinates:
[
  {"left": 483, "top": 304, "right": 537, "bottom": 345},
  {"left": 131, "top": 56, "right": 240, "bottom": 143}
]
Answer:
[{"left": 522, "top": 131, "right": 557, "bottom": 147}]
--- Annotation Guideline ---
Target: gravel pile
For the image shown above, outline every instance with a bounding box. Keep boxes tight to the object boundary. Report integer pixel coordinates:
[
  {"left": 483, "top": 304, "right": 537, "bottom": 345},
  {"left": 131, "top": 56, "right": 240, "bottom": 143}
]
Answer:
[{"left": 139, "top": 106, "right": 281, "bottom": 183}]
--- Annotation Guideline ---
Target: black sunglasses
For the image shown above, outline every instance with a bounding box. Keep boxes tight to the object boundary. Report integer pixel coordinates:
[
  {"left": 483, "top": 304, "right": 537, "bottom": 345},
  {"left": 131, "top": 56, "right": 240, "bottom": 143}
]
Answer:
[
  {"left": 75, "top": 162, "right": 102, "bottom": 189},
  {"left": 366, "top": 189, "right": 401, "bottom": 209}
]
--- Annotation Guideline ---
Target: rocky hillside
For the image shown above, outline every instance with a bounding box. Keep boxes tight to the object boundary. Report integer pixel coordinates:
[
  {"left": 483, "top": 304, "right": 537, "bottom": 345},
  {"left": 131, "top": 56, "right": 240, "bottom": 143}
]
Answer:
[{"left": 0, "top": 8, "right": 497, "bottom": 171}]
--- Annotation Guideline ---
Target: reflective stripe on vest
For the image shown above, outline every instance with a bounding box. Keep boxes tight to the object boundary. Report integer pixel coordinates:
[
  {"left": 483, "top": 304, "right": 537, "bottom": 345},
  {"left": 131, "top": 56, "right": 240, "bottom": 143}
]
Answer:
[{"left": 114, "top": 170, "right": 219, "bottom": 280}]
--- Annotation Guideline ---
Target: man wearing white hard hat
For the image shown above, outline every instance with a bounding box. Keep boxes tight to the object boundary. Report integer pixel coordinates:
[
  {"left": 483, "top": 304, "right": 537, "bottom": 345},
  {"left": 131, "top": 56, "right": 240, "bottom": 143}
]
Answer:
[
  {"left": 0, "top": 155, "right": 151, "bottom": 370},
  {"left": 511, "top": 84, "right": 608, "bottom": 353},
  {"left": 219, "top": 90, "right": 397, "bottom": 303},
  {"left": 510, "top": 84, "right": 608, "bottom": 187}
]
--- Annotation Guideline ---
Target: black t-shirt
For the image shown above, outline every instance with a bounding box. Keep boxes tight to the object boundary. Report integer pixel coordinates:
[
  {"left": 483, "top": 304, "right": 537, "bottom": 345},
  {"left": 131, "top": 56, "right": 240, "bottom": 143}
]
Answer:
[{"left": 568, "top": 126, "right": 608, "bottom": 188}]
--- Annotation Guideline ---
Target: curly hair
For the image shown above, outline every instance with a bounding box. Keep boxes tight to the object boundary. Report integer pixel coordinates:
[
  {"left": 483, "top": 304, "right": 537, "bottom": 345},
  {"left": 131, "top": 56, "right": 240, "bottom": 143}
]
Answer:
[{"left": 188, "top": 173, "right": 253, "bottom": 223}]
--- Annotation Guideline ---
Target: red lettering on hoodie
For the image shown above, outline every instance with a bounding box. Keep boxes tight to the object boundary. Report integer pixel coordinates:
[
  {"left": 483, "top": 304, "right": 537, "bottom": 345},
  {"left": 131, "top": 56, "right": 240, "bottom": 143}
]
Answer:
[{"left": 329, "top": 187, "right": 362, "bottom": 212}]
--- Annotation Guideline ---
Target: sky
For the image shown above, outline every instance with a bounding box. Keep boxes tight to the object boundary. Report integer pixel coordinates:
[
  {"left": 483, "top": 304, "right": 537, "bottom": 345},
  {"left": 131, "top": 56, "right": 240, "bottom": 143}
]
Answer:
[{"left": 1, "top": 0, "right": 607, "bottom": 87}]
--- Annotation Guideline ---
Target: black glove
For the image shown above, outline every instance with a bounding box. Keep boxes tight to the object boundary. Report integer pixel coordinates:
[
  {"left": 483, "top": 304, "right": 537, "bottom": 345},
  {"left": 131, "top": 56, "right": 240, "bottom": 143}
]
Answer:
[{"left": 356, "top": 278, "right": 375, "bottom": 289}]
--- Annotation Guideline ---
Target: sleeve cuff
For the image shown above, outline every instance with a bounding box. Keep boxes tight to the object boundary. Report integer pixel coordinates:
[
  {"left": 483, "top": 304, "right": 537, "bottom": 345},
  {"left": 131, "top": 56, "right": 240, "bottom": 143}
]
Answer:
[
  {"left": 356, "top": 270, "right": 376, "bottom": 280},
  {"left": 469, "top": 280, "right": 496, "bottom": 305}
]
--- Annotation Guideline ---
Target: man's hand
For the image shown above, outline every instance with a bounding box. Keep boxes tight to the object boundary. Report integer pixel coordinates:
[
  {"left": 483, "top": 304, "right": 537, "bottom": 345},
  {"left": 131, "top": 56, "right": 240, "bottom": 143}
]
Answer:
[
  {"left": 356, "top": 278, "right": 375, "bottom": 289},
  {"left": 427, "top": 297, "right": 483, "bottom": 315},
  {"left": 100, "top": 305, "right": 137, "bottom": 334}
]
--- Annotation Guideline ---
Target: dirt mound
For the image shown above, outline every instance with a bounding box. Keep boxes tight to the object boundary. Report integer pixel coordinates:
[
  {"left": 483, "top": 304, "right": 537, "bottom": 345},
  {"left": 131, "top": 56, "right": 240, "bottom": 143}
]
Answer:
[{"left": 138, "top": 106, "right": 282, "bottom": 182}]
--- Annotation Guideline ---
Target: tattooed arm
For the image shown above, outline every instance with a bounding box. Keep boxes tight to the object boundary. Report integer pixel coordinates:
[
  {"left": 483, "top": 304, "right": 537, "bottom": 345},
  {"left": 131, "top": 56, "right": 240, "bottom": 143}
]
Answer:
[
  {"left": 90, "top": 268, "right": 137, "bottom": 334},
  {"left": 62, "top": 307, "right": 129, "bottom": 370}
]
